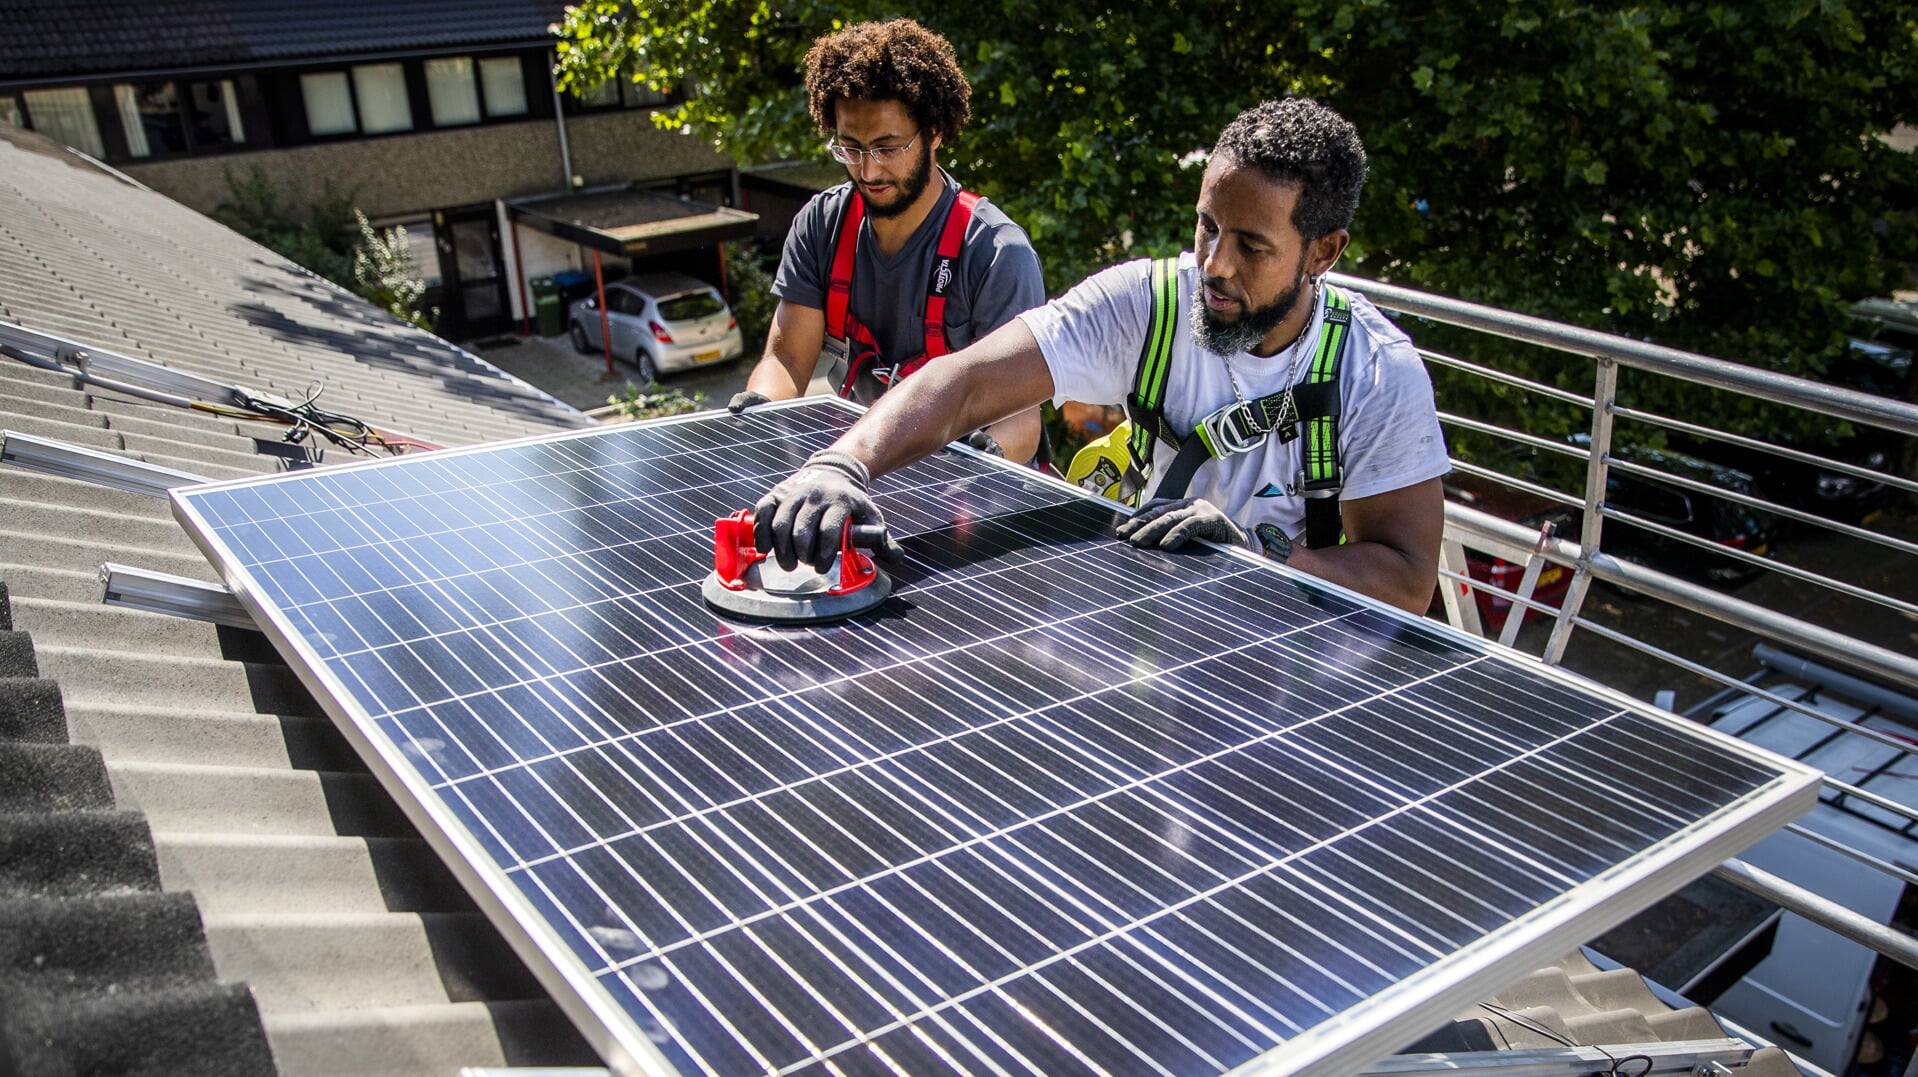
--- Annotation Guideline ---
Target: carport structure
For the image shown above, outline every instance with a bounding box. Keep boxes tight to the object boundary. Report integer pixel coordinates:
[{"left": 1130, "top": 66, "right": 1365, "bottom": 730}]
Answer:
[{"left": 505, "top": 186, "right": 758, "bottom": 376}]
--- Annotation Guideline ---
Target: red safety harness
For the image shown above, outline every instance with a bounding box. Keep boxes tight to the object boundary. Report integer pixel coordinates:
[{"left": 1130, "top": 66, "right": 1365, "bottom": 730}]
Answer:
[{"left": 825, "top": 187, "right": 980, "bottom": 399}]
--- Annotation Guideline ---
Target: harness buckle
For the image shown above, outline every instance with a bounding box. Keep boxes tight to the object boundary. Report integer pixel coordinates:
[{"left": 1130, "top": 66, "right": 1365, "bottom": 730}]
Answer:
[
  {"left": 1198, "top": 400, "right": 1266, "bottom": 457},
  {"left": 1295, "top": 466, "right": 1344, "bottom": 498}
]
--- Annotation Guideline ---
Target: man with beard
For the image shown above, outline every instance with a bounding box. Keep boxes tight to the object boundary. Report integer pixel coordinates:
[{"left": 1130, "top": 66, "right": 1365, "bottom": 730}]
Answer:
[
  {"left": 730, "top": 19, "right": 1048, "bottom": 464},
  {"left": 750, "top": 97, "right": 1449, "bottom": 613}
]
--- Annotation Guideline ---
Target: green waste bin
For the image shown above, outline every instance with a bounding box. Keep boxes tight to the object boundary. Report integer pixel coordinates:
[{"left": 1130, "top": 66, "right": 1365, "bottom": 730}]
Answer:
[{"left": 530, "top": 276, "right": 563, "bottom": 337}]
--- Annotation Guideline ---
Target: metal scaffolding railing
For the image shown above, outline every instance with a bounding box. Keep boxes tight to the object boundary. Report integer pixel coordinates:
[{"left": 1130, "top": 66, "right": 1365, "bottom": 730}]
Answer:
[{"left": 1330, "top": 269, "right": 1918, "bottom": 979}]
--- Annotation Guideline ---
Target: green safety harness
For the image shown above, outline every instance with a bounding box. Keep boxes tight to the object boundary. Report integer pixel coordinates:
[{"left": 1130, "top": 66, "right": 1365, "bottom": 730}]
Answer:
[{"left": 1100, "top": 256, "right": 1353, "bottom": 549}]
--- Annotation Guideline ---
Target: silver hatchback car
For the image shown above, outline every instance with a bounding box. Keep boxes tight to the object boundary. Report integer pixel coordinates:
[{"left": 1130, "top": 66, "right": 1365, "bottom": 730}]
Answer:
[{"left": 568, "top": 272, "right": 745, "bottom": 382}]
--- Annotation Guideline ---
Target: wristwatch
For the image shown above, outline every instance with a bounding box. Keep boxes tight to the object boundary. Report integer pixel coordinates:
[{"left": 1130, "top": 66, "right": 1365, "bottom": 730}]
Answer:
[{"left": 1254, "top": 523, "right": 1293, "bottom": 565}]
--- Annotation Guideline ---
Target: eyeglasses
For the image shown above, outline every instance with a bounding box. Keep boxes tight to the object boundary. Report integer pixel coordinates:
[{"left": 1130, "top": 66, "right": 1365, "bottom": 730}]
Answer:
[{"left": 826, "top": 130, "right": 921, "bottom": 167}]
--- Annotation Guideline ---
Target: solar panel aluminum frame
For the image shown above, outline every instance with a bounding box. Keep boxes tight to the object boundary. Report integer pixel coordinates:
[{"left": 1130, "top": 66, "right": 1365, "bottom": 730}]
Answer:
[{"left": 170, "top": 398, "right": 1821, "bottom": 1077}]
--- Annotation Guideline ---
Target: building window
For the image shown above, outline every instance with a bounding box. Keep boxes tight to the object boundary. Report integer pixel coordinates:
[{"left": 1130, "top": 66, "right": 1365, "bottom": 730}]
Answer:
[
  {"left": 111, "top": 79, "right": 245, "bottom": 158},
  {"left": 300, "top": 72, "right": 356, "bottom": 135},
  {"left": 21, "top": 87, "right": 104, "bottom": 157},
  {"left": 300, "top": 64, "right": 414, "bottom": 137},
  {"left": 352, "top": 63, "right": 411, "bottom": 133},
  {"left": 571, "top": 77, "right": 673, "bottom": 112},
  {"left": 185, "top": 80, "right": 246, "bottom": 147},
  {"left": 425, "top": 58, "right": 482, "bottom": 127},
  {"left": 576, "top": 80, "right": 621, "bottom": 109},
  {"left": 478, "top": 57, "right": 527, "bottom": 117},
  {"left": 423, "top": 56, "right": 529, "bottom": 129}
]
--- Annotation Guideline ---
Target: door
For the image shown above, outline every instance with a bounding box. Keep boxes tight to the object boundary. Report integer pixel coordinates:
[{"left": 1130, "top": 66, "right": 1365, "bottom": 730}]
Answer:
[{"left": 434, "top": 205, "right": 510, "bottom": 340}]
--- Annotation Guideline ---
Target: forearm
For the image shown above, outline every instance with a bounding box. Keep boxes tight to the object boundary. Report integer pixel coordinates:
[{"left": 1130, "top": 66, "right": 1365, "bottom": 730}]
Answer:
[
  {"left": 1284, "top": 541, "right": 1435, "bottom": 614},
  {"left": 827, "top": 319, "right": 1051, "bottom": 480},
  {"left": 983, "top": 406, "right": 1043, "bottom": 465},
  {"left": 1257, "top": 479, "right": 1442, "bottom": 613},
  {"left": 834, "top": 359, "right": 1005, "bottom": 477},
  {"left": 744, "top": 351, "right": 813, "bottom": 399},
  {"left": 748, "top": 301, "right": 826, "bottom": 400}
]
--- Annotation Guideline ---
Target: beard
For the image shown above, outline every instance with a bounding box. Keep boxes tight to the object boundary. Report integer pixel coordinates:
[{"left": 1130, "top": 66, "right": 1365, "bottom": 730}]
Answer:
[
  {"left": 1190, "top": 270, "right": 1308, "bottom": 356},
  {"left": 854, "top": 138, "right": 934, "bottom": 219}
]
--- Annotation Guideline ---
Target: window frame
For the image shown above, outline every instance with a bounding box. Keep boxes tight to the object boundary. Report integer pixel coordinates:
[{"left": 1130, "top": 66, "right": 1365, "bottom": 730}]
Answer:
[
  {"left": 112, "top": 77, "right": 250, "bottom": 159},
  {"left": 297, "top": 61, "right": 417, "bottom": 139},
  {"left": 18, "top": 86, "right": 107, "bottom": 158},
  {"left": 295, "top": 53, "right": 541, "bottom": 139},
  {"left": 562, "top": 75, "right": 684, "bottom": 116}
]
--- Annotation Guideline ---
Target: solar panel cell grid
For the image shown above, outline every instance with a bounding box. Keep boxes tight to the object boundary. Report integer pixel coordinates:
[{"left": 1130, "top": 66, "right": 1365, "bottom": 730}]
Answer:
[{"left": 173, "top": 399, "right": 1816, "bottom": 1077}]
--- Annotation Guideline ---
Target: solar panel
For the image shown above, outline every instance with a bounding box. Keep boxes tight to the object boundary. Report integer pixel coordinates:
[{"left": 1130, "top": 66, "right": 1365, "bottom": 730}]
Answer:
[{"left": 172, "top": 398, "right": 1817, "bottom": 1077}]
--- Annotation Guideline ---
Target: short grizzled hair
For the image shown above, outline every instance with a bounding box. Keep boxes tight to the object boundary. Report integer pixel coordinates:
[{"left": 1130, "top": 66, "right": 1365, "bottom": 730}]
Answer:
[
  {"left": 1212, "top": 98, "right": 1368, "bottom": 241},
  {"left": 804, "top": 19, "right": 971, "bottom": 144}
]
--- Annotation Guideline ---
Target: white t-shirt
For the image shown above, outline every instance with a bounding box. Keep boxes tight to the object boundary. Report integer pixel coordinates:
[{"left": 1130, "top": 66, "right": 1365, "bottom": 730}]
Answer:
[{"left": 1021, "top": 252, "right": 1450, "bottom": 537}]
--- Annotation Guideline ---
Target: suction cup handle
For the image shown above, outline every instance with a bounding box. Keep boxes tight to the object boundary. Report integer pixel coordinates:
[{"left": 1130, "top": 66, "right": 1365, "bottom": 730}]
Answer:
[{"left": 848, "top": 523, "right": 890, "bottom": 549}]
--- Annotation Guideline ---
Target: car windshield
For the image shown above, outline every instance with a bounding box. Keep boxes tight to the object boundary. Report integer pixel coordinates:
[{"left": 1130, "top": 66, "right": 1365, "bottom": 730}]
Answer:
[{"left": 657, "top": 290, "right": 725, "bottom": 322}]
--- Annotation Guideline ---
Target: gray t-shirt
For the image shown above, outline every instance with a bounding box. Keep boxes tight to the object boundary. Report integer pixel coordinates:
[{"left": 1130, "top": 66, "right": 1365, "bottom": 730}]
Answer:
[{"left": 772, "top": 172, "right": 1045, "bottom": 395}]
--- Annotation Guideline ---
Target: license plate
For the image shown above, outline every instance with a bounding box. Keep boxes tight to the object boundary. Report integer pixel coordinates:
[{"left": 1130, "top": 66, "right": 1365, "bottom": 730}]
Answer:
[
  {"left": 695, "top": 349, "right": 723, "bottom": 363},
  {"left": 1535, "top": 565, "right": 1564, "bottom": 588},
  {"left": 1752, "top": 543, "right": 1769, "bottom": 557}
]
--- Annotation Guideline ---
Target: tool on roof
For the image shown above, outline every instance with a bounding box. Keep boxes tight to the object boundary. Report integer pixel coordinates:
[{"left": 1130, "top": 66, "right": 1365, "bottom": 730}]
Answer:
[
  {"left": 701, "top": 509, "right": 893, "bottom": 624},
  {"left": 0, "top": 319, "right": 440, "bottom": 457}
]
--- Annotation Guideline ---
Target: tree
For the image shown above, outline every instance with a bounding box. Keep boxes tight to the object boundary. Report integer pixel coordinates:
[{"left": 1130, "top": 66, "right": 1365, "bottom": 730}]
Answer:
[
  {"left": 213, "top": 165, "right": 357, "bottom": 287},
  {"left": 556, "top": 0, "right": 1918, "bottom": 457},
  {"left": 351, "top": 211, "right": 437, "bottom": 332},
  {"left": 215, "top": 168, "right": 439, "bottom": 334}
]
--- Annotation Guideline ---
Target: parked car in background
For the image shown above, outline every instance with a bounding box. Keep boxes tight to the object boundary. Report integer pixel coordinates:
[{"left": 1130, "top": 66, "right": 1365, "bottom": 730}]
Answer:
[
  {"left": 1584, "top": 438, "right": 1781, "bottom": 587},
  {"left": 1438, "top": 473, "right": 1579, "bottom": 630},
  {"left": 1679, "top": 338, "right": 1908, "bottom": 525},
  {"left": 568, "top": 273, "right": 744, "bottom": 382}
]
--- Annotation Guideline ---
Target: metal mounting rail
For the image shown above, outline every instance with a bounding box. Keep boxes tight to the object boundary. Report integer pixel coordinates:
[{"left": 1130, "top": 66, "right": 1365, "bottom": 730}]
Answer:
[
  {"left": 100, "top": 563, "right": 254, "bottom": 630},
  {"left": 1, "top": 429, "right": 210, "bottom": 496}
]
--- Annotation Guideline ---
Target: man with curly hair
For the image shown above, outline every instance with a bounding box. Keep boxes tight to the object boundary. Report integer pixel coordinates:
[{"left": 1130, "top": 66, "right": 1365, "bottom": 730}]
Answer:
[
  {"left": 728, "top": 18, "right": 1048, "bottom": 464},
  {"left": 751, "top": 98, "right": 1450, "bottom": 613}
]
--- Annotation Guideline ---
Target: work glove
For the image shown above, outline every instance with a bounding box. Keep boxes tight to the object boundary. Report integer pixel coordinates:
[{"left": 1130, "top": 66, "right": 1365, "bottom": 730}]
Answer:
[
  {"left": 960, "top": 429, "right": 1004, "bottom": 457},
  {"left": 727, "top": 389, "right": 771, "bottom": 415},
  {"left": 754, "top": 449, "right": 905, "bottom": 574},
  {"left": 1116, "top": 497, "right": 1253, "bottom": 553}
]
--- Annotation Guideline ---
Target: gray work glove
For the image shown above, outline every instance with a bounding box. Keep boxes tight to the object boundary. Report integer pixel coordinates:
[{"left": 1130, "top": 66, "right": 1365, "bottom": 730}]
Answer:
[
  {"left": 753, "top": 449, "right": 904, "bottom": 574},
  {"left": 960, "top": 429, "right": 1004, "bottom": 457},
  {"left": 1116, "top": 497, "right": 1253, "bottom": 552},
  {"left": 727, "top": 389, "right": 771, "bottom": 415}
]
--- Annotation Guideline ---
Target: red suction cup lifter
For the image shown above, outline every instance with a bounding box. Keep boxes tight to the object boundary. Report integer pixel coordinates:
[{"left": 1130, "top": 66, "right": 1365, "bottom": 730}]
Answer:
[
  {"left": 712, "top": 510, "right": 765, "bottom": 592},
  {"left": 832, "top": 522, "right": 879, "bottom": 595},
  {"left": 711, "top": 511, "right": 883, "bottom": 596}
]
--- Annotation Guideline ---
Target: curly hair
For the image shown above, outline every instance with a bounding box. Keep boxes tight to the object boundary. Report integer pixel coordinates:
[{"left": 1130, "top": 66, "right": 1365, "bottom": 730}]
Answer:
[
  {"left": 1212, "top": 98, "right": 1368, "bottom": 240},
  {"left": 804, "top": 19, "right": 970, "bottom": 144}
]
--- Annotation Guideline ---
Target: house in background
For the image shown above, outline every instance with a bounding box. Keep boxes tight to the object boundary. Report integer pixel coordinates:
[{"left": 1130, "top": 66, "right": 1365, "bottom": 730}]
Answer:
[{"left": 0, "top": 0, "right": 753, "bottom": 341}]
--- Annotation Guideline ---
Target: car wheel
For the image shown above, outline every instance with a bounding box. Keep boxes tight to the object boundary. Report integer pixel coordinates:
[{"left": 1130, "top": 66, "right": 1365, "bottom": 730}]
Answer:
[
  {"left": 569, "top": 321, "right": 592, "bottom": 354},
  {"left": 635, "top": 347, "right": 659, "bottom": 385}
]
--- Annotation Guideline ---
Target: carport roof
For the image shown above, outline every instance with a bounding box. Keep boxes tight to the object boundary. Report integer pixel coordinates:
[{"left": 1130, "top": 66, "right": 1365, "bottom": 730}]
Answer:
[{"left": 506, "top": 186, "right": 758, "bottom": 258}]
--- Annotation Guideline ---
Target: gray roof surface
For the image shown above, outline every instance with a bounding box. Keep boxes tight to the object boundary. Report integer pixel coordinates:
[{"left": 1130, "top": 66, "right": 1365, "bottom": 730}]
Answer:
[
  {"left": 0, "top": 128, "right": 1802, "bottom": 1076},
  {"left": 0, "top": 0, "right": 567, "bottom": 80},
  {"left": 0, "top": 126, "right": 596, "bottom": 1075}
]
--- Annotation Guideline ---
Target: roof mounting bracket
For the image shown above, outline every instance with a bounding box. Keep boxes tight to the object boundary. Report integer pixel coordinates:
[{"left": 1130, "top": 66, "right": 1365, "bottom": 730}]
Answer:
[
  {"left": 1363, "top": 1038, "right": 1754, "bottom": 1077},
  {"left": 0, "top": 319, "right": 238, "bottom": 403},
  {"left": 1, "top": 429, "right": 210, "bottom": 496},
  {"left": 100, "top": 563, "right": 254, "bottom": 630}
]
